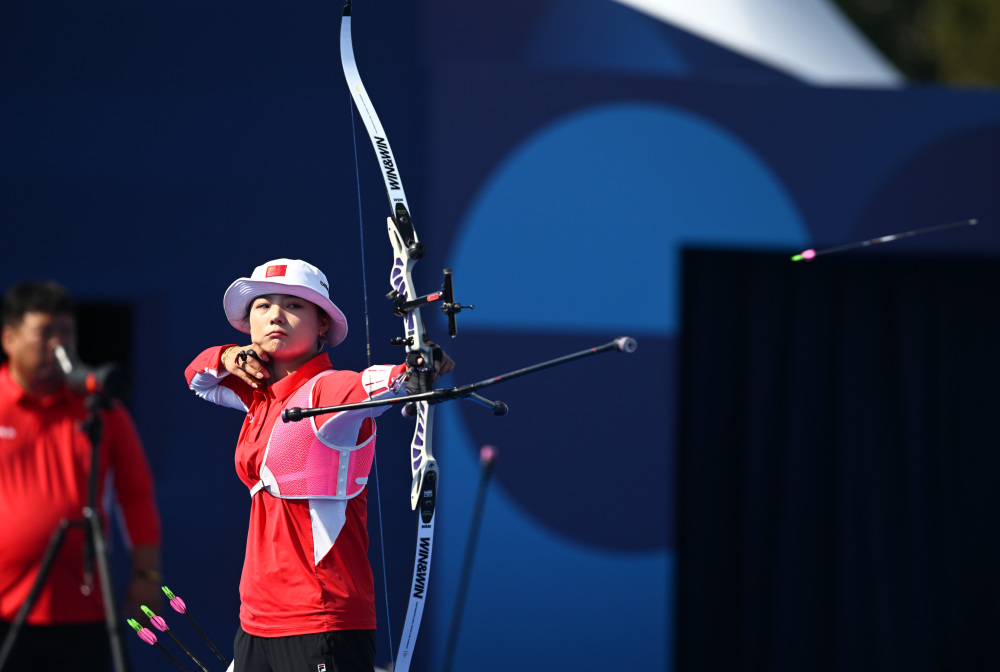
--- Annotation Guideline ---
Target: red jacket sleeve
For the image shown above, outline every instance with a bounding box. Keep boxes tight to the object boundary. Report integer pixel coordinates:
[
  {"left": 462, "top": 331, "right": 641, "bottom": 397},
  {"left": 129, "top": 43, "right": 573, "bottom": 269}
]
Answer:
[
  {"left": 105, "top": 403, "right": 160, "bottom": 547},
  {"left": 185, "top": 345, "right": 255, "bottom": 411}
]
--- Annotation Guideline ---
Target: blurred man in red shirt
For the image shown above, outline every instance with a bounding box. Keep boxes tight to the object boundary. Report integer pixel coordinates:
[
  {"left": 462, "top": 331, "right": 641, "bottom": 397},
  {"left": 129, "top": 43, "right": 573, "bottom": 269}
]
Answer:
[{"left": 0, "top": 281, "right": 161, "bottom": 672}]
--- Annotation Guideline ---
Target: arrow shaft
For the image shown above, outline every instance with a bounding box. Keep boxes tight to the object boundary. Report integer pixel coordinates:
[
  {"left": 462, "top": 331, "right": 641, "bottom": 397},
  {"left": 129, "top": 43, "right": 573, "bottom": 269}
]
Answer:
[
  {"left": 165, "top": 630, "right": 211, "bottom": 672},
  {"left": 184, "top": 613, "right": 230, "bottom": 665},
  {"left": 797, "top": 218, "right": 978, "bottom": 261},
  {"left": 156, "top": 643, "right": 191, "bottom": 672}
]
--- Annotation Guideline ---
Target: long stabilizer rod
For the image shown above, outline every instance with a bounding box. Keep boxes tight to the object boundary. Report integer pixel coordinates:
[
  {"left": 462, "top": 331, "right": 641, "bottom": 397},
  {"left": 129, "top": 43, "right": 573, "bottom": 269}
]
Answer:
[{"left": 282, "top": 337, "right": 638, "bottom": 422}]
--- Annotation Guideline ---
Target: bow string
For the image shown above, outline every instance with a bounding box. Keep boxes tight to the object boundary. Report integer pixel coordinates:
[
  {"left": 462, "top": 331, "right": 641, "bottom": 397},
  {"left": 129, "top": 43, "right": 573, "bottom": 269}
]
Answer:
[{"left": 340, "top": 3, "right": 440, "bottom": 670}]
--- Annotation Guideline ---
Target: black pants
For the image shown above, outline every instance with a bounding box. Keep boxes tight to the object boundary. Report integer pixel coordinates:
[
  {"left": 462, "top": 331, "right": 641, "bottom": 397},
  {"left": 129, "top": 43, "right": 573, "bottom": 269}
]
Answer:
[
  {"left": 234, "top": 626, "right": 376, "bottom": 672},
  {"left": 0, "top": 621, "right": 112, "bottom": 672}
]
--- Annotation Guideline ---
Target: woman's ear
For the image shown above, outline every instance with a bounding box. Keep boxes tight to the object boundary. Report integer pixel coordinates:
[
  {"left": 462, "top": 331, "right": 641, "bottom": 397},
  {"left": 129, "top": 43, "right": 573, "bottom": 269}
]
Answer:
[{"left": 318, "top": 313, "right": 331, "bottom": 340}]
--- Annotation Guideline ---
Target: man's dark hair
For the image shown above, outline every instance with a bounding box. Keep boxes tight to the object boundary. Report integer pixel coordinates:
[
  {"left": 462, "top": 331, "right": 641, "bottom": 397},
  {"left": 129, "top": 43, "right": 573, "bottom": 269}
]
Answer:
[{"left": 1, "top": 281, "right": 76, "bottom": 328}]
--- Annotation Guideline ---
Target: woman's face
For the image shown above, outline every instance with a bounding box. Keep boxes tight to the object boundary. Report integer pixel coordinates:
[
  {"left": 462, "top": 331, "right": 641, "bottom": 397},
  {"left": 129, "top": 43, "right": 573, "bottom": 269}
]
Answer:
[{"left": 248, "top": 294, "right": 329, "bottom": 361}]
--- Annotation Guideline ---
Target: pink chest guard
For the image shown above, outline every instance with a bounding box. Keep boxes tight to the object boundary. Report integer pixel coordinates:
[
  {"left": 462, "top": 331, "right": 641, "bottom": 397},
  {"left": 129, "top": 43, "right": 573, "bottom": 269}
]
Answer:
[{"left": 251, "top": 371, "right": 376, "bottom": 500}]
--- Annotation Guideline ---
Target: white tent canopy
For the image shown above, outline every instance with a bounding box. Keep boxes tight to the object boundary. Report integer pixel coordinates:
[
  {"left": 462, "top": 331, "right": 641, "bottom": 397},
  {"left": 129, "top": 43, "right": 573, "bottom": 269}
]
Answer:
[{"left": 613, "top": 0, "right": 904, "bottom": 87}]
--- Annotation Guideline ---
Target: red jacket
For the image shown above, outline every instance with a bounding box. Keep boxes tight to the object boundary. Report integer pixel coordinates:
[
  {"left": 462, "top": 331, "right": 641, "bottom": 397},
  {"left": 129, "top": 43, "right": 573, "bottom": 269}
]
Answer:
[
  {"left": 185, "top": 348, "right": 406, "bottom": 636},
  {"left": 0, "top": 363, "right": 160, "bottom": 624}
]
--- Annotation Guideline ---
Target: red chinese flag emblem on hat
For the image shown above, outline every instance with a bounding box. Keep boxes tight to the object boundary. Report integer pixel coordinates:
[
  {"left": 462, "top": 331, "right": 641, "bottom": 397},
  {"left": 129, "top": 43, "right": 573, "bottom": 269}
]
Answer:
[{"left": 266, "top": 265, "right": 287, "bottom": 278}]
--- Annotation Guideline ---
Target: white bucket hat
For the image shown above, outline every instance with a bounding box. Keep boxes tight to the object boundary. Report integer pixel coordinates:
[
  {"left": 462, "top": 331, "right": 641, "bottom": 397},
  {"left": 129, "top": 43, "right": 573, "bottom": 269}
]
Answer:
[{"left": 223, "top": 259, "right": 348, "bottom": 347}]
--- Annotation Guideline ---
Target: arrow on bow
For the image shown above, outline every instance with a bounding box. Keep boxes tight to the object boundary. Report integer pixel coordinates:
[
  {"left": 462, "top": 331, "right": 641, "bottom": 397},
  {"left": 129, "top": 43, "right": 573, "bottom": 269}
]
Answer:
[{"left": 290, "top": 3, "right": 638, "bottom": 670}]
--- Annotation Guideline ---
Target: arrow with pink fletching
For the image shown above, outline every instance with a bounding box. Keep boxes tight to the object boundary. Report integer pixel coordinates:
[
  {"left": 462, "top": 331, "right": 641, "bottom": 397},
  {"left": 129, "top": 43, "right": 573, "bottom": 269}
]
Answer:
[
  {"left": 141, "top": 605, "right": 212, "bottom": 672},
  {"left": 163, "top": 585, "right": 231, "bottom": 665},
  {"left": 127, "top": 618, "right": 190, "bottom": 672},
  {"left": 791, "top": 218, "right": 978, "bottom": 262}
]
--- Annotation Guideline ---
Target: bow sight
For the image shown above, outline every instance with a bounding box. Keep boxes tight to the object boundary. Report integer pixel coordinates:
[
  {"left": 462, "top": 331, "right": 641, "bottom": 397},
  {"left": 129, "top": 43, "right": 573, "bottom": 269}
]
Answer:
[{"left": 388, "top": 268, "right": 475, "bottom": 341}]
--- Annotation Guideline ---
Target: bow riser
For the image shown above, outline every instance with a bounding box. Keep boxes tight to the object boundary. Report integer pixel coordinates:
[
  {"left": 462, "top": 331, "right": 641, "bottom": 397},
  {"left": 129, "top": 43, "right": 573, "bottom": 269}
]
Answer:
[
  {"left": 388, "top": 218, "right": 427, "bottom": 340},
  {"left": 411, "top": 404, "right": 437, "bottom": 510},
  {"left": 387, "top": 216, "right": 437, "bottom": 507}
]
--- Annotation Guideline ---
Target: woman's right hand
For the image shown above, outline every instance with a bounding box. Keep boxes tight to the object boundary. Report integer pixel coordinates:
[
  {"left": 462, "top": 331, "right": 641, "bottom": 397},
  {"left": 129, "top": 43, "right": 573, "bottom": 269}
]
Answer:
[{"left": 221, "top": 344, "right": 270, "bottom": 388}]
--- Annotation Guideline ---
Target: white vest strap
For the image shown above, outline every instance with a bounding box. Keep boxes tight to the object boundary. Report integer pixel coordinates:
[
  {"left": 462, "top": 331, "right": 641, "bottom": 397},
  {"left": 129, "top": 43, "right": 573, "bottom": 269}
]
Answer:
[{"left": 249, "top": 465, "right": 278, "bottom": 498}]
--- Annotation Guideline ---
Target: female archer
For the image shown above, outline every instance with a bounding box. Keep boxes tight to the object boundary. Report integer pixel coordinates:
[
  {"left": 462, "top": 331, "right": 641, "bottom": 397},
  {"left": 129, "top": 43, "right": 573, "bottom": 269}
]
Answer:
[{"left": 184, "top": 258, "right": 453, "bottom": 672}]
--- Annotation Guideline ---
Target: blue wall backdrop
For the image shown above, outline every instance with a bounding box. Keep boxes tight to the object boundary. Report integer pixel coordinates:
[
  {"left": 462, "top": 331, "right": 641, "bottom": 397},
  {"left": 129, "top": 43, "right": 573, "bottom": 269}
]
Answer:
[{"left": 2, "top": 1, "right": 1000, "bottom": 671}]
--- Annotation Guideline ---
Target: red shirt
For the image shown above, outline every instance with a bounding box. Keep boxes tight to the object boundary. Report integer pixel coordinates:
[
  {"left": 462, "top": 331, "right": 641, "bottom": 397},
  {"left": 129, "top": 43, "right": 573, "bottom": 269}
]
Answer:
[
  {"left": 185, "top": 348, "right": 405, "bottom": 636},
  {"left": 0, "top": 363, "right": 160, "bottom": 624}
]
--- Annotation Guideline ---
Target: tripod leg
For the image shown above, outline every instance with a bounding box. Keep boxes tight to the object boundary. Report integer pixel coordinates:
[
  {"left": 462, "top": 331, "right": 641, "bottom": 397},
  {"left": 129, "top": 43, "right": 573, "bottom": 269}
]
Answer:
[
  {"left": 86, "top": 510, "right": 131, "bottom": 672},
  {"left": 0, "top": 519, "right": 73, "bottom": 671}
]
